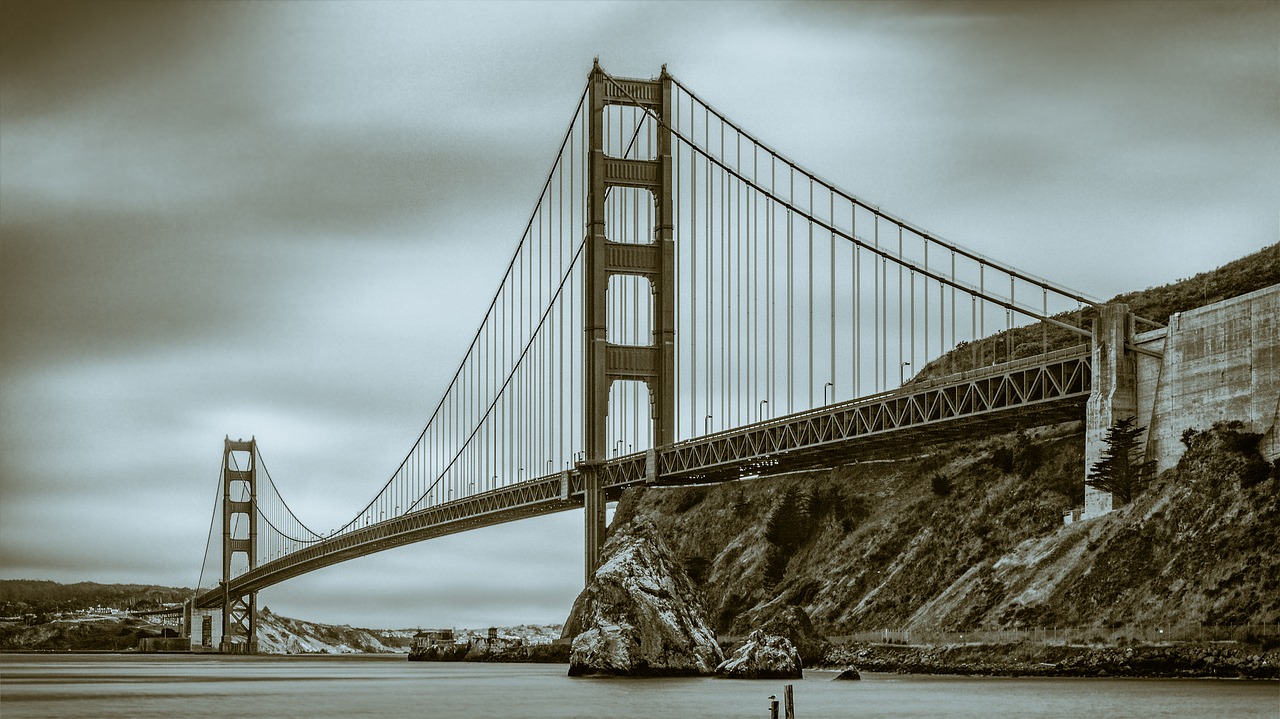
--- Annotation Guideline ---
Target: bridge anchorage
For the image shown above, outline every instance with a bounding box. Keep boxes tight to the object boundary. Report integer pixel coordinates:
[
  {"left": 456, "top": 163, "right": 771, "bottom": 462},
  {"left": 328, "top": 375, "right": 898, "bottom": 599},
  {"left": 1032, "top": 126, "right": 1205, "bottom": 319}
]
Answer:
[{"left": 186, "top": 62, "right": 1280, "bottom": 655}]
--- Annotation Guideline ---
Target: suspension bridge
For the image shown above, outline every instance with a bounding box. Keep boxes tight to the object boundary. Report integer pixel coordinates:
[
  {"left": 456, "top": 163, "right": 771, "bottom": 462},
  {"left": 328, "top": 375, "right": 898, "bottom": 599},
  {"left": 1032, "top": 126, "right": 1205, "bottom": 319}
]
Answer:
[{"left": 179, "top": 62, "right": 1160, "bottom": 652}]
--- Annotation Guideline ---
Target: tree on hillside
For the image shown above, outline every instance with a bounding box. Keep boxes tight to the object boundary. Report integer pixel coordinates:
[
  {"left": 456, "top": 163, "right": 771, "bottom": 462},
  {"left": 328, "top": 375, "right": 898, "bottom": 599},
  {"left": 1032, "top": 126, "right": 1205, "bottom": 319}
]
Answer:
[
  {"left": 764, "top": 485, "right": 814, "bottom": 550},
  {"left": 1086, "top": 418, "right": 1155, "bottom": 503}
]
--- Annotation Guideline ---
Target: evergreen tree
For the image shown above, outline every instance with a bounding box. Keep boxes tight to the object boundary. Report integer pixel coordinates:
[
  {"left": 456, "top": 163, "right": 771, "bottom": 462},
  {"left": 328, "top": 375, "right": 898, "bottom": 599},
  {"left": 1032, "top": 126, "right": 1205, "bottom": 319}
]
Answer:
[
  {"left": 1086, "top": 417, "right": 1155, "bottom": 503},
  {"left": 764, "top": 485, "right": 813, "bottom": 549}
]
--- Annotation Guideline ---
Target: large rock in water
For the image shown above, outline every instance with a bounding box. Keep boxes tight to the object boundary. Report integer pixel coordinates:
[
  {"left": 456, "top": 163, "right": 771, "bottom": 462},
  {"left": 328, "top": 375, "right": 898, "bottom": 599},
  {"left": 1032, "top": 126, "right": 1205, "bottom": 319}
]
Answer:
[
  {"left": 565, "top": 520, "right": 724, "bottom": 677},
  {"left": 731, "top": 603, "right": 831, "bottom": 667},
  {"left": 715, "top": 630, "right": 803, "bottom": 679}
]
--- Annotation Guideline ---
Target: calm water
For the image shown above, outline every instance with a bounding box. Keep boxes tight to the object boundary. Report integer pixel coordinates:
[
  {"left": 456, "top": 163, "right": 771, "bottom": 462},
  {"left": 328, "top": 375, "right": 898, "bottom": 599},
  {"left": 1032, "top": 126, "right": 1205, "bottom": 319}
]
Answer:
[{"left": 1, "top": 654, "right": 1276, "bottom": 719}]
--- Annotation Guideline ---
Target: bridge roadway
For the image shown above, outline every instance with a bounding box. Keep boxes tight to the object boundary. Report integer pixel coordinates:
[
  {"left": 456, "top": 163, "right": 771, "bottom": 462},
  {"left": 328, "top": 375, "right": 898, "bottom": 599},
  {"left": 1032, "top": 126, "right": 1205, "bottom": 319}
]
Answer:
[{"left": 193, "top": 345, "right": 1091, "bottom": 609}]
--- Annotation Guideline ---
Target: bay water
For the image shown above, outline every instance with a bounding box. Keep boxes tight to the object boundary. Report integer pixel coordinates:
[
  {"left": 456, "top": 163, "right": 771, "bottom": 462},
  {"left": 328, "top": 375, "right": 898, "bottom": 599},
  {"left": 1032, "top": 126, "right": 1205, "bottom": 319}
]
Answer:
[{"left": 2, "top": 653, "right": 1276, "bottom": 718}]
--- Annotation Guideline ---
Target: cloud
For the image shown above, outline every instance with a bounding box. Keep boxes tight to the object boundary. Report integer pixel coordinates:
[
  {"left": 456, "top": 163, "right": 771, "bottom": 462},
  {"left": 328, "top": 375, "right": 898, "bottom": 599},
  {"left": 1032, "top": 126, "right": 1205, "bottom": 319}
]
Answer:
[{"left": 0, "top": 1, "right": 247, "bottom": 116}]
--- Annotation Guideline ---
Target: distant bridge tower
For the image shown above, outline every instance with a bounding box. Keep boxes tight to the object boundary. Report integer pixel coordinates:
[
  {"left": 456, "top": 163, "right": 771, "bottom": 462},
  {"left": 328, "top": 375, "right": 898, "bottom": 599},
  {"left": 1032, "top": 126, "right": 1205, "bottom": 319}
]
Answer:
[
  {"left": 580, "top": 61, "right": 676, "bottom": 582},
  {"left": 220, "top": 437, "right": 259, "bottom": 653}
]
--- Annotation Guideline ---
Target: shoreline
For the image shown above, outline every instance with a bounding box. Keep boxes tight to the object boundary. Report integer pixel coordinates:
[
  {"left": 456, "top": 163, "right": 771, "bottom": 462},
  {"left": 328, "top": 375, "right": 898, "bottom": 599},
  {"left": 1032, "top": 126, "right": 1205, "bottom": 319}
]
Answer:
[
  {"left": 8, "top": 632, "right": 1279, "bottom": 682},
  {"left": 821, "top": 641, "right": 1279, "bottom": 680},
  {"left": 6, "top": 646, "right": 1278, "bottom": 681}
]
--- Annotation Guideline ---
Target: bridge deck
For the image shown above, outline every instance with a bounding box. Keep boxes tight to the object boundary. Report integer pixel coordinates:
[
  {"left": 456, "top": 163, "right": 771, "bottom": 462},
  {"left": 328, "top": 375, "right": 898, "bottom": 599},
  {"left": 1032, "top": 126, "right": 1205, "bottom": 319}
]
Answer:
[{"left": 194, "top": 347, "right": 1091, "bottom": 608}]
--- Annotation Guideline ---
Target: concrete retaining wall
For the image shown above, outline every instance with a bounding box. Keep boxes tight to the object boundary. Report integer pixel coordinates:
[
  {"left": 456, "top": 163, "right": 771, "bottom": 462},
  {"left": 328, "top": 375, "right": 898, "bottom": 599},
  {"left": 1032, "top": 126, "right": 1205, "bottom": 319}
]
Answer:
[
  {"left": 1082, "top": 284, "right": 1278, "bottom": 519},
  {"left": 137, "top": 637, "right": 192, "bottom": 652},
  {"left": 1139, "top": 284, "right": 1279, "bottom": 472}
]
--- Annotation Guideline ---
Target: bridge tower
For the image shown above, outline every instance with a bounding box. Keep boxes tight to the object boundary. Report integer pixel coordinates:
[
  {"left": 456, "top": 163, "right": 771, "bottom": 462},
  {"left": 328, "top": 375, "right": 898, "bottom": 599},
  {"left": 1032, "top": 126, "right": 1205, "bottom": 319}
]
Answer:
[
  {"left": 580, "top": 61, "right": 676, "bottom": 582},
  {"left": 220, "top": 437, "right": 259, "bottom": 653}
]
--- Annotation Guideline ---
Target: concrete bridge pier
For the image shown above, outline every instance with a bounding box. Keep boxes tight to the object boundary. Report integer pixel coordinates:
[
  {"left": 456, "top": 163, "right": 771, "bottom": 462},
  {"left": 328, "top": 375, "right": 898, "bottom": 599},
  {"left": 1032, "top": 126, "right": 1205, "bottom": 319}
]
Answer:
[
  {"left": 581, "top": 461, "right": 606, "bottom": 585},
  {"left": 180, "top": 598, "right": 192, "bottom": 640},
  {"left": 1084, "top": 303, "right": 1137, "bottom": 518},
  {"left": 218, "top": 587, "right": 258, "bottom": 655}
]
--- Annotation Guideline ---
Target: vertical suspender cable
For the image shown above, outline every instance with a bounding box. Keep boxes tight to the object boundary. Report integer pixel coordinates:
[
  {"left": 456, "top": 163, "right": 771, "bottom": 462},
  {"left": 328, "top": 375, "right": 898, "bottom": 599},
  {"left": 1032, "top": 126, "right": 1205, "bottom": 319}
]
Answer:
[
  {"left": 787, "top": 167, "right": 793, "bottom": 414},
  {"left": 873, "top": 217, "right": 879, "bottom": 392},
  {"left": 690, "top": 98, "right": 698, "bottom": 436},
  {"left": 897, "top": 224, "right": 903, "bottom": 387},
  {"left": 852, "top": 203, "right": 858, "bottom": 398},
  {"left": 708, "top": 111, "right": 714, "bottom": 432},
  {"left": 674, "top": 90, "right": 681, "bottom": 438},
  {"left": 808, "top": 176, "right": 814, "bottom": 407}
]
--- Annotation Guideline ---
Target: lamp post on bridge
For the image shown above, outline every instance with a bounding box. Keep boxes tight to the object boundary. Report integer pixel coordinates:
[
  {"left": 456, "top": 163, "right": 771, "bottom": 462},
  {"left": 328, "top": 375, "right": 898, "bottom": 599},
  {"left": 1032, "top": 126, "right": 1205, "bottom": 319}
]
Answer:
[
  {"left": 823, "top": 382, "right": 834, "bottom": 405},
  {"left": 759, "top": 400, "right": 769, "bottom": 422},
  {"left": 900, "top": 361, "right": 911, "bottom": 386},
  {"left": 705, "top": 415, "right": 713, "bottom": 435}
]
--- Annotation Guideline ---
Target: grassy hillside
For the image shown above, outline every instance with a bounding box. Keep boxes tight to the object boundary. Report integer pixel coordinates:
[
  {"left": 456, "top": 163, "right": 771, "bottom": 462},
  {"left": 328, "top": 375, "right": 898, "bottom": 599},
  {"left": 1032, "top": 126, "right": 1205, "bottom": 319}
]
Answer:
[
  {"left": 614, "top": 422, "right": 1085, "bottom": 634},
  {"left": 0, "top": 616, "right": 171, "bottom": 651},
  {"left": 616, "top": 421, "right": 1278, "bottom": 635},
  {"left": 1110, "top": 242, "right": 1280, "bottom": 326}
]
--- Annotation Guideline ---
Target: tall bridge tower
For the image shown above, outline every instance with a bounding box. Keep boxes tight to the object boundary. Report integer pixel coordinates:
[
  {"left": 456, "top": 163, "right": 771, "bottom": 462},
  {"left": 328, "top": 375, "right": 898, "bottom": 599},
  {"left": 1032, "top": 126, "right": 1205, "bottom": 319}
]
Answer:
[
  {"left": 220, "top": 437, "right": 258, "bottom": 653},
  {"left": 580, "top": 62, "right": 676, "bottom": 582}
]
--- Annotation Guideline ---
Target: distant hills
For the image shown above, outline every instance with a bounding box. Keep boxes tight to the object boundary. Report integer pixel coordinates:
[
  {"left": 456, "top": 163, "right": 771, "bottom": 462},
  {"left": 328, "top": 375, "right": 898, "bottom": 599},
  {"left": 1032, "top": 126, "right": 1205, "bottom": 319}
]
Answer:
[
  {"left": 0, "top": 580, "right": 191, "bottom": 618},
  {"left": 0, "top": 579, "right": 558, "bottom": 654}
]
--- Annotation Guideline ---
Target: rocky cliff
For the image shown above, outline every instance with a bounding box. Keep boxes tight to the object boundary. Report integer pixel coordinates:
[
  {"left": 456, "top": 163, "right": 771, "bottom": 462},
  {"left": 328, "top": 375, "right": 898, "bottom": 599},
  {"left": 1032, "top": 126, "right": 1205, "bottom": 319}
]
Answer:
[
  {"left": 612, "top": 420, "right": 1279, "bottom": 637},
  {"left": 564, "top": 519, "right": 723, "bottom": 676},
  {"left": 254, "top": 608, "right": 410, "bottom": 654}
]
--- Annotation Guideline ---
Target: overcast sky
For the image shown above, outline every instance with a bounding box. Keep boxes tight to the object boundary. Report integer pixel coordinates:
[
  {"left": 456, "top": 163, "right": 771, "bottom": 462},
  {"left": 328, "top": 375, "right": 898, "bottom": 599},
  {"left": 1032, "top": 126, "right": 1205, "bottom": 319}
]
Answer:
[{"left": 1, "top": 1, "right": 1276, "bottom": 629}]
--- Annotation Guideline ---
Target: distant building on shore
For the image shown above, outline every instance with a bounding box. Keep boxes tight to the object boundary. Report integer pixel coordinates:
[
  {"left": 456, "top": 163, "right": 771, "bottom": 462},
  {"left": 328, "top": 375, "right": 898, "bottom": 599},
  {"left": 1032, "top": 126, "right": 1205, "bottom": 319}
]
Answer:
[{"left": 410, "top": 629, "right": 455, "bottom": 650}]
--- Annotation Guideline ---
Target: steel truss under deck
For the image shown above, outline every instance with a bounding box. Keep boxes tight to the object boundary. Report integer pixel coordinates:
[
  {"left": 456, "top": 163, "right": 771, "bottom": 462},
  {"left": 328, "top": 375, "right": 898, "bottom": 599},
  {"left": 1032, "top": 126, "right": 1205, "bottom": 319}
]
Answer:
[{"left": 194, "top": 347, "right": 1090, "bottom": 608}]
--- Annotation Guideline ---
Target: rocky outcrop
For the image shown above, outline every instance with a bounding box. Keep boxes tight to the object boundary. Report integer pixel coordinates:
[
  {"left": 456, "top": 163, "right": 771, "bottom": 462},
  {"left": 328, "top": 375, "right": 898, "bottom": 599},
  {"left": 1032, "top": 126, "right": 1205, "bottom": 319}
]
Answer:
[
  {"left": 565, "top": 520, "right": 724, "bottom": 677},
  {"left": 255, "top": 609, "right": 404, "bottom": 654},
  {"left": 833, "top": 667, "right": 861, "bottom": 680},
  {"left": 715, "top": 630, "right": 802, "bottom": 679},
  {"left": 732, "top": 604, "right": 830, "bottom": 667}
]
